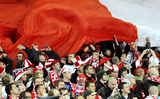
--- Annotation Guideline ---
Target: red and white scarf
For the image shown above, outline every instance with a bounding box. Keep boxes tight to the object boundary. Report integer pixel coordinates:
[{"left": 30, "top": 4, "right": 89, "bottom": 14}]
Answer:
[
  {"left": 31, "top": 81, "right": 45, "bottom": 99},
  {"left": 148, "top": 76, "right": 160, "bottom": 83},
  {"left": 95, "top": 95, "right": 102, "bottom": 99},
  {"left": 149, "top": 94, "right": 156, "bottom": 99},
  {"left": 31, "top": 82, "right": 37, "bottom": 99},
  {"left": 92, "top": 60, "right": 99, "bottom": 68},
  {"left": 117, "top": 77, "right": 120, "bottom": 84},
  {"left": 8, "top": 95, "right": 19, "bottom": 99},
  {"left": 130, "top": 85, "right": 145, "bottom": 99},
  {"left": 130, "top": 42, "right": 139, "bottom": 59},
  {"left": 68, "top": 81, "right": 76, "bottom": 93},
  {"left": 31, "top": 91, "right": 37, "bottom": 99},
  {"left": 75, "top": 84, "right": 85, "bottom": 95},
  {"left": 49, "top": 70, "right": 58, "bottom": 87},
  {"left": 141, "top": 90, "right": 145, "bottom": 99}
]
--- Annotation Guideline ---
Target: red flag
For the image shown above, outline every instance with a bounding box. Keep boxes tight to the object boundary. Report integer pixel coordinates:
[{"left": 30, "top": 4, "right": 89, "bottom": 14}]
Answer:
[{"left": 0, "top": 0, "right": 137, "bottom": 61}]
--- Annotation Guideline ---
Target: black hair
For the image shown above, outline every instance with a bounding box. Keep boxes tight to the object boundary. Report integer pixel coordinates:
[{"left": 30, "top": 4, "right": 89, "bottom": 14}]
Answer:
[
  {"left": 39, "top": 52, "right": 46, "bottom": 57},
  {"left": 118, "top": 82, "right": 127, "bottom": 94},
  {"left": 69, "top": 53, "right": 76, "bottom": 58},
  {"left": 141, "top": 58, "right": 149, "bottom": 68},
  {"left": 85, "top": 81, "right": 94, "bottom": 90},
  {"left": 89, "top": 50, "right": 97, "bottom": 56},
  {"left": 17, "top": 52, "right": 24, "bottom": 57},
  {"left": 83, "top": 64, "right": 92, "bottom": 74},
  {"left": 19, "top": 91, "right": 30, "bottom": 99},
  {"left": 5, "top": 83, "right": 14, "bottom": 95},
  {"left": 105, "top": 48, "right": 111, "bottom": 51},
  {"left": 122, "top": 53, "right": 127, "bottom": 56},
  {"left": 35, "top": 84, "right": 43, "bottom": 93}
]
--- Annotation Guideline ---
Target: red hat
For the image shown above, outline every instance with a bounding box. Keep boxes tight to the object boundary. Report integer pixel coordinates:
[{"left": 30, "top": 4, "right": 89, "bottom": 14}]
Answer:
[
  {"left": 77, "top": 74, "right": 86, "bottom": 81},
  {"left": 81, "top": 53, "right": 89, "bottom": 61},
  {"left": 22, "top": 59, "right": 34, "bottom": 69},
  {"left": 71, "top": 56, "right": 85, "bottom": 68},
  {"left": 59, "top": 67, "right": 70, "bottom": 76},
  {"left": 12, "top": 68, "right": 23, "bottom": 79},
  {"left": 99, "top": 57, "right": 112, "bottom": 66},
  {"left": 104, "top": 64, "right": 119, "bottom": 73},
  {"left": 0, "top": 67, "right": 5, "bottom": 75},
  {"left": 109, "top": 64, "right": 119, "bottom": 73},
  {"left": 45, "top": 59, "right": 59, "bottom": 72},
  {"left": 15, "top": 70, "right": 28, "bottom": 81},
  {"left": 33, "top": 66, "right": 43, "bottom": 73}
]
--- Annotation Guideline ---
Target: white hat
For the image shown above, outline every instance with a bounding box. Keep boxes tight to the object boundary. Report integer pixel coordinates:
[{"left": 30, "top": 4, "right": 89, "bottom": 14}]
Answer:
[
  {"left": 23, "top": 59, "right": 34, "bottom": 69},
  {"left": 15, "top": 70, "right": 28, "bottom": 81},
  {"left": 59, "top": 67, "right": 70, "bottom": 76}
]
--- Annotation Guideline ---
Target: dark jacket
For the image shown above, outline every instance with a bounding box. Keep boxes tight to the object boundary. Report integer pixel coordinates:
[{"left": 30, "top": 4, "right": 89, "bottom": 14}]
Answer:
[
  {"left": 71, "top": 70, "right": 78, "bottom": 84},
  {"left": 85, "top": 74, "right": 96, "bottom": 83},
  {"left": 26, "top": 83, "right": 34, "bottom": 93},
  {"left": 114, "top": 93, "right": 130, "bottom": 99},
  {"left": 129, "top": 85, "right": 142, "bottom": 99},
  {"left": 136, "top": 80, "right": 144, "bottom": 90},
  {"left": 95, "top": 80, "right": 105, "bottom": 92},
  {"left": 2, "top": 56, "right": 13, "bottom": 74},
  {"left": 143, "top": 80, "right": 159, "bottom": 96},
  {"left": 98, "top": 83, "right": 113, "bottom": 99}
]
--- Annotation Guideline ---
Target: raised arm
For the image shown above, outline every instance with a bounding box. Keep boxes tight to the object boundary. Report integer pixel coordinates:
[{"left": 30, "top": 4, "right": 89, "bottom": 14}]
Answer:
[
  {"left": 114, "top": 35, "right": 122, "bottom": 59},
  {"left": 136, "top": 49, "right": 148, "bottom": 68},
  {"left": 17, "top": 44, "right": 31, "bottom": 56},
  {"left": 145, "top": 37, "right": 150, "bottom": 49}
]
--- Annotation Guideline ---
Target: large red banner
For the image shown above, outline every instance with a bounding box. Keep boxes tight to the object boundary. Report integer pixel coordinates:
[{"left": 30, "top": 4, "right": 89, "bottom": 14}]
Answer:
[{"left": 0, "top": 0, "right": 137, "bottom": 61}]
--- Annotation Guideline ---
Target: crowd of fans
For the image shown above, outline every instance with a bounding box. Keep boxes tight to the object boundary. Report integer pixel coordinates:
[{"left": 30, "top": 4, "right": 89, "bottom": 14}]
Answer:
[{"left": 0, "top": 35, "right": 160, "bottom": 99}]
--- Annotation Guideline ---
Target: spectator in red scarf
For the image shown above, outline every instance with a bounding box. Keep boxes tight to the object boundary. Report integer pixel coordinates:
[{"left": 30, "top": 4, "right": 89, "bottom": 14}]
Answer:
[
  {"left": 124, "top": 74, "right": 144, "bottom": 99},
  {"left": 145, "top": 86, "right": 159, "bottom": 99},
  {"left": 143, "top": 68, "right": 160, "bottom": 96},
  {"left": 35, "top": 84, "right": 46, "bottom": 98},
  {"left": 76, "top": 74, "right": 86, "bottom": 96},
  {"left": 83, "top": 65, "right": 96, "bottom": 83}
]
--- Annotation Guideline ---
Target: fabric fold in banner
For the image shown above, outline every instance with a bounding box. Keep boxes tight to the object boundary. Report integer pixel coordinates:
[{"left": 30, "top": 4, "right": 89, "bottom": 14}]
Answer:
[{"left": 0, "top": 0, "right": 137, "bottom": 61}]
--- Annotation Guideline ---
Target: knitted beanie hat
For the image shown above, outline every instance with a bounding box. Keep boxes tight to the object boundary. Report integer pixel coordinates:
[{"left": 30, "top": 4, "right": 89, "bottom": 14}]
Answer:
[
  {"left": 118, "top": 66, "right": 128, "bottom": 78},
  {"left": 97, "top": 70, "right": 106, "bottom": 80}
]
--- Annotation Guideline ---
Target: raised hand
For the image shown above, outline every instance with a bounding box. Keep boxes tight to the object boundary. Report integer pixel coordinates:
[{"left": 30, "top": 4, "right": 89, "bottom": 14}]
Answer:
[
  {"left": 146, "top": 37, "right": 150, "bottom": 42},
  {"left": 32, "top": 44, "right": 38, "bottom": 51},
  {"left": 99, "top": 51, "right": 104, "bottom": 57},
  {"left": 17, "top": 44, "right": 25, "bottom": 50},
  {"left": 44, "top": 45, "right": 51, "bottom": 51},
  {"left": 0, "top": 46, "right": 3, "bottom": 52}
]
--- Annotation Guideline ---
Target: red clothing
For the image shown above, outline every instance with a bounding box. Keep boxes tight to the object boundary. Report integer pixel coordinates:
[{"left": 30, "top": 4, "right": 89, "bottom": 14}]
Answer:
[
  {"left": 84, "top": 75, "right": 96, "bottom": 83},
  {"left": 75, "top": 84, "right": 85, "bottom": 95},
  {"left": 133, "top": 66, "right": 148, "bottom": 76}
]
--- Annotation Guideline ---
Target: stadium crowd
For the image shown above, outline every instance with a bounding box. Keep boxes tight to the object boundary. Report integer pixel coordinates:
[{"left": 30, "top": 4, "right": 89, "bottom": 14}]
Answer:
[{"left": 0, "top": 35, "right": 160, "bottom": 99}]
